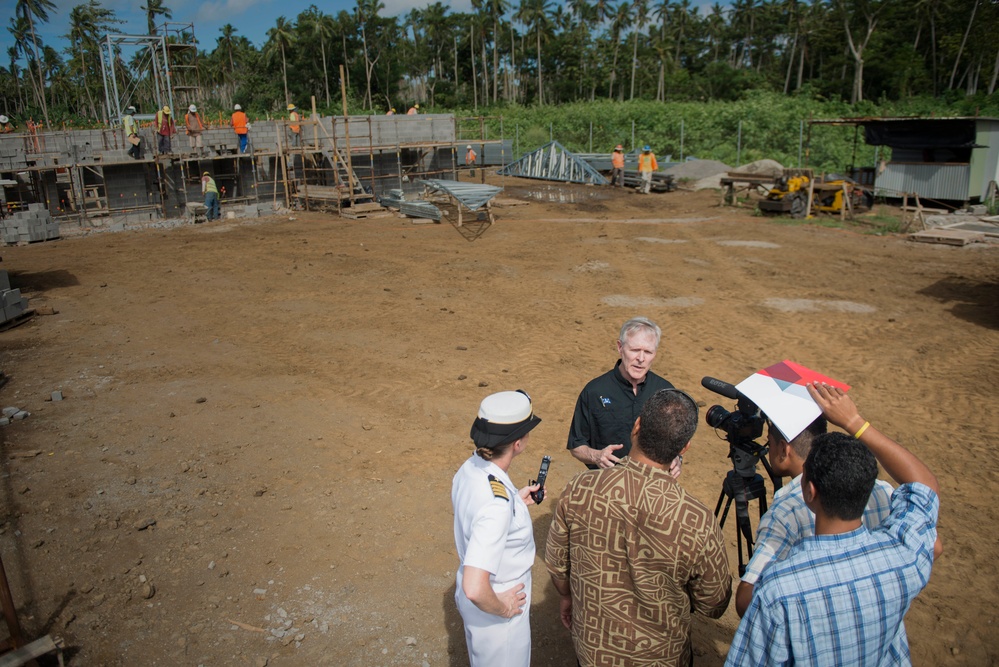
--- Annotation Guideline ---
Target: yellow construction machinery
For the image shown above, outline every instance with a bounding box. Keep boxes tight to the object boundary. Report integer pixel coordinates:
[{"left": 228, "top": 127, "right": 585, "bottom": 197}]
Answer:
[{"left": 758, "top": 169, "right": 872, "bottom": 218}]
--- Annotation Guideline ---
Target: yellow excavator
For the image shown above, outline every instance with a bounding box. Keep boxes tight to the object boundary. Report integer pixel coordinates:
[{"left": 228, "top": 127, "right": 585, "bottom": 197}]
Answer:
[{"left": 758, "top": 169, "right": 872, "bottom": 219}]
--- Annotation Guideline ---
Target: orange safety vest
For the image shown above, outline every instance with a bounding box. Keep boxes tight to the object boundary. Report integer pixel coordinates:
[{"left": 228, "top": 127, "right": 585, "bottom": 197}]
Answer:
[
  {"left": 289, "top": 111, "right": 301, "bottom": 134},
  {"left": 638, "top": 152, "right": 658, "bottom": 173},
  {"left": 612, "top": 151, "right": 625, "bottom": 169},
  {"left": 466, "top": 149, "right": 477, "bottom": 164},
  {"left": 231, "top": 111, "right": 248, "bottom": 135},
  {"left": 186, "top": 112, "right": 205, "bottom": 133},
  {"left": 407, "top": 107, "right": 418, "bottom": 115}
]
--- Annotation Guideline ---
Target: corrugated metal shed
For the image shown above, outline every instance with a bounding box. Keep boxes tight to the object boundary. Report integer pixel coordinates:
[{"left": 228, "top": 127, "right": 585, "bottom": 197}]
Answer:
[
  {"left": 874, "top": 163, "right": 970, "bottom": 200},
  {"left": 811, "top": 116, "right": 999, "bottom": 203}
]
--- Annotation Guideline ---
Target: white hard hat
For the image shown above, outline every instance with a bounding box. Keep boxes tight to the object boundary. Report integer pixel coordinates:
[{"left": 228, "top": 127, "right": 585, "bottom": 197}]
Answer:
[
  {"left": 234, "top": 104, "right": 242, "bottom": 111},
  {"left": 189, "top": 104, "right": 197, "bottom": 112},
  {"left": 0, "top": 115, "right": 8, "bottom": 124},
  {"left": 466, "top": 145, "right": 472, "bottom": 149}
]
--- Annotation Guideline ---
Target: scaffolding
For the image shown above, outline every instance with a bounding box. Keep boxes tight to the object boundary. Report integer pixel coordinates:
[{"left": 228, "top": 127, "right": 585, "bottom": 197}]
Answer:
[{"left": 0, "top": 108, "right": 500, "bottom": 228}]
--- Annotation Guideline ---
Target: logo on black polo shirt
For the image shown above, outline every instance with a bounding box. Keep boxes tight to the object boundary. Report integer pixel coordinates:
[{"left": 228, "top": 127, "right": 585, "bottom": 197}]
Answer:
[{"left": 600, "top": 396, "right": 612, "bottom": 407}]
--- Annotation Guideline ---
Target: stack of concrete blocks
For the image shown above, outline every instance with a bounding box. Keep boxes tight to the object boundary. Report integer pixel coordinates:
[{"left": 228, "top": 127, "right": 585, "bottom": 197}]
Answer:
[
  {"left": 241, "top": 203, "right": 273, "bottom": 218},
  {"left": 1, "top": 203, "right": 60, "bottom": 244},
  {"left": 0, "top": 270, "right": 29, "bottom": 324}
]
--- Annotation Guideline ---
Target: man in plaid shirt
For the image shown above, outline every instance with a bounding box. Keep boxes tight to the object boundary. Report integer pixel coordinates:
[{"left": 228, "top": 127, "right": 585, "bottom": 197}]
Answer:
[
  {"left": 726, "top": 383, "right": 941, "bottom": 666},
  {"left": 733, "top": 416, "right": 894, "bottom": 617}
]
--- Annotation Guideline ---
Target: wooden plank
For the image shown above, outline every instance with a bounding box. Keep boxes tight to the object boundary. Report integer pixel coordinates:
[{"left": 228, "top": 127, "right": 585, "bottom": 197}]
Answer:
[
  {"left": 0, "top": 635, "right": 62, "bottom": 667},
  {"left": 908, "top": 229, "right": 984, "bottom": 245}
]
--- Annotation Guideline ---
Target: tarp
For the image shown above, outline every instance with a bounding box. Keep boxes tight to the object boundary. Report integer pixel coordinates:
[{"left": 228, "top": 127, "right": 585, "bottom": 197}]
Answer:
[
  {"left": 864, "top": 119, "right": 977, "bottom": 149},
  {"left": 498, "top": 141, "right": 609, "bottom": 185}
]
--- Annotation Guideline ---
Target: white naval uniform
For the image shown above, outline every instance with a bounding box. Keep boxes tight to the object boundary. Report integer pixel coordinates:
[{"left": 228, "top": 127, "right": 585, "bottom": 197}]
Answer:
[{"left": 452, "top": 453, "right": 535, "bottom": 667}]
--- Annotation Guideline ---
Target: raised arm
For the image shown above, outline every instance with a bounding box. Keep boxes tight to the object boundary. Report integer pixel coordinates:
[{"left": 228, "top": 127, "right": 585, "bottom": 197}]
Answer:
[{"left": 807, "top": 382, "right": 939, "bottom": 494}]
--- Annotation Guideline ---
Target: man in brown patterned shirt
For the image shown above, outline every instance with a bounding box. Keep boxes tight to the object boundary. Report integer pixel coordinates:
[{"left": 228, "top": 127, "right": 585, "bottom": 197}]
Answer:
[{"left": 545, "top": 388, "right": 732, "bottom": 666}]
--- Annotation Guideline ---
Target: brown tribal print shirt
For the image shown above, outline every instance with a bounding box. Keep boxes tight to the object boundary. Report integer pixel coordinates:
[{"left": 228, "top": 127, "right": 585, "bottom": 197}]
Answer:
[{"left": 546, "top": 457, "right": 732, "bottom": 666}]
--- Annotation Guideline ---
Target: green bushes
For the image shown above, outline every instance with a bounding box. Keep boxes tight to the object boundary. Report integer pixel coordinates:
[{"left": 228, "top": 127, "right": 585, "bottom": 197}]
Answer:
[{"left": 467, "top": 91, "right": 995, "bottom": 172}]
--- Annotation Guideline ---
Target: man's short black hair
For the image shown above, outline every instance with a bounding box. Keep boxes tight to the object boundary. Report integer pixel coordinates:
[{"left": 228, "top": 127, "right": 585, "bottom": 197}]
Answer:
[
  {"left": 636, "top": 389, "right": 697, "bottom": 465},
  {"left": 802, "top": 432, "right": 878, "bottom": 521},
  {"left": 778, "top": 415, "right": 827, "bottom": 459}
]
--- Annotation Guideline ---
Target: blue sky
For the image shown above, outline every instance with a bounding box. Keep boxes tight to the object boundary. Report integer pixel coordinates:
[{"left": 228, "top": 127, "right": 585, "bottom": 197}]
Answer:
[{"left": 1, "top": 0, "right": 720, "bottom": 60}]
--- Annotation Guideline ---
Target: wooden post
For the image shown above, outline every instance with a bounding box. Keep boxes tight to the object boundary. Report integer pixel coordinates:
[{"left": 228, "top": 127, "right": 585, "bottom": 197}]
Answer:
[
  {"left": 840, "top": 182, "right": 848, "bottom": 221},
  {"left": 300, "top": 128, "right": 310, "bottom": 212},
  {"left": 339, "top": 65, "right": 355, "bottom": 209},
  {"left": 902, "top": 192, "right": 909, "bottom": 230},
  {"left": 805, "top": 177, "right": 815, "bottom": 219},
  {"left": 277, "top": 129, "right": 291, "bottom": 210},
  {"left": 311, "top": 95, "right": 319, "bottom": 150},
  {"left": 0, "top": 553, "right": 25, "bottom": 650}
]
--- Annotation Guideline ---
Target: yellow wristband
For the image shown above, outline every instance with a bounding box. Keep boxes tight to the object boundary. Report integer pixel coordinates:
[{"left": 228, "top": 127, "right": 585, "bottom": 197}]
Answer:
[{"left": 853, "top": 421, "right": 871, "bottom": 439}]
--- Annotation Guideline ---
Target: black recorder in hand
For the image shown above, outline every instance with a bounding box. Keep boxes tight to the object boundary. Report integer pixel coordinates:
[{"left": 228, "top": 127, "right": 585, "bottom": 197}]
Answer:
[{"left": 530, "top": 455, "right": 551, "bottom": 504}]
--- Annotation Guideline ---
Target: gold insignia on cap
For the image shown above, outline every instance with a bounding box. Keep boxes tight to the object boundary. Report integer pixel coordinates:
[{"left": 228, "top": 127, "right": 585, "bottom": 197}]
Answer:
[{"left": 487, "top": 474, "right": 509, "bottom": 501}]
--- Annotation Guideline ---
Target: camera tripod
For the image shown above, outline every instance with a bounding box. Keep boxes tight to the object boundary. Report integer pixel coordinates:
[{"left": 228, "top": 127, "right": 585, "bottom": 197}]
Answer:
[{"left": 714, "top": 466, "right": 773, "bottom": 577}]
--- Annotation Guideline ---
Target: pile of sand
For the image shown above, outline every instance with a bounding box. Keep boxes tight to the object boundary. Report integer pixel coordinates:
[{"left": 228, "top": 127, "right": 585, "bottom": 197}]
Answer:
[{"left": 691, "top": 158, "right": 785, "bottom": 190}]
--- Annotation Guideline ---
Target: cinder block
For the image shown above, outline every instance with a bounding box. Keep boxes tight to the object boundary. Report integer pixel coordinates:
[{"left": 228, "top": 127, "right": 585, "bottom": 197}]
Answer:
[{"left": 0, "top": 271, "right": 7, "bottom": 291}]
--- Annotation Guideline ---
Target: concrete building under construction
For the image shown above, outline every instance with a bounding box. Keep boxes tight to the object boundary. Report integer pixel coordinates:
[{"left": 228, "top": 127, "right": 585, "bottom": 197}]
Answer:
[{"left": 0, "top": 112, "right": 496, "bottom": 227}]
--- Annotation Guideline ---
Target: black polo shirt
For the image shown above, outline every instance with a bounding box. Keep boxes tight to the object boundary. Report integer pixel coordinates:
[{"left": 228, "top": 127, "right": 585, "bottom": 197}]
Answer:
[{"left": 566, "top": 360, "right": 674, "bottom": 469}]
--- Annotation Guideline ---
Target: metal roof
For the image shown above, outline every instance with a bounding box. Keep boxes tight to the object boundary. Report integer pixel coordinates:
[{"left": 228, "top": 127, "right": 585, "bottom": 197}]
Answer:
[{"left": 419, "top": 179, "right": 503, "bottom": 211}]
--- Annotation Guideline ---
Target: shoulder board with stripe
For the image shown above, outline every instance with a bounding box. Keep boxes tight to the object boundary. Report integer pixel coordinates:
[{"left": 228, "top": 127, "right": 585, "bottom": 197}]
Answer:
[{"left": 487, "top": 474, "right": 510, "bottom": 501}]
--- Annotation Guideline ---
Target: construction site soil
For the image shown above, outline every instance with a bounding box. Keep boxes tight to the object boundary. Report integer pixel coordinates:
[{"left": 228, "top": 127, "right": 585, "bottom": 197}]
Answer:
[{"left": 0, "top": 179, "right": 997, "bottom": 666}]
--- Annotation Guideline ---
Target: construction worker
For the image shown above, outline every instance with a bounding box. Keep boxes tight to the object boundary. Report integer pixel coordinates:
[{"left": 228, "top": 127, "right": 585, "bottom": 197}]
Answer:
[
  {"left": 231, "top": 104, "right": 249, "bottom": 154},
  {"left": 637, "top": 144, "right": 658, "bottom": 194},
  {"left": 386, "top": 108, "right": 396, "bottom": 115},
  {"left": 0, "top": 115, "right": 13, "bottom": 133},
  {"left": 465, "top": 144, "right": 477, "bottom": 179},
  {"left": 185, "top": 105, "right": 206, "bottom": 156},
  {"left": 407, "top": 103, "right": 420, "bottom": 115},
  {"left": 287, "top": 103, "right": 301, "bottom": 148},
  {"left": 155, "top": 106, "right": 176, "bottom": 154},
  {"left": 202, "top": 171, "right": 220, "bottom": 221},
  {"left": 611, "top": 144, "right": 625, "bottom": 187},
  {"left": 122, "top": 106, "right": 142, "bottom": 159}
]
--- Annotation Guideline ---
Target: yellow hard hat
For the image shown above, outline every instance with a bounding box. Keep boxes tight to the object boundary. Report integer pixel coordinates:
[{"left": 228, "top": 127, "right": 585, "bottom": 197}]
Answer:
[
  {"left": 163, "top": 105, "right": 171, "bottom": 114},
  {"left": 203, "top": 171, "right": 210, "bottom": 176},
  {"left": 287, "top": 103, "right": 296, "bottom": 111}
]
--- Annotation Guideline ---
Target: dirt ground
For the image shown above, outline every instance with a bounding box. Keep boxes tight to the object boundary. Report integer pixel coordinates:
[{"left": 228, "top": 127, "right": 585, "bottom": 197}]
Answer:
[{"left": 0, "top": 177, "right": 997, "bottom": 666}]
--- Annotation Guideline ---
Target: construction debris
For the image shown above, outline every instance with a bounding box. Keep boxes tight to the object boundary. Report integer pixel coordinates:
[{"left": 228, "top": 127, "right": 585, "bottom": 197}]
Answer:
[{"left": 498, "top": 141, "right": 608, "bottom": 185}]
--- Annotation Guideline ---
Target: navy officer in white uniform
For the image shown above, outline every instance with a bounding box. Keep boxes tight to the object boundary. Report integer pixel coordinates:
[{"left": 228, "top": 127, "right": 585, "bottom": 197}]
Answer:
[{"left": 452, "top": 390, "right": 543, "bottom": 667}]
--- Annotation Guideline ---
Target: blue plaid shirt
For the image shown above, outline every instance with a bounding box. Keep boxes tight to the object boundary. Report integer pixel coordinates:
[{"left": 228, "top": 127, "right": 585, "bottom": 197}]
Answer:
[
  {"left": 742, "top": 475, "right": 894, "bottom": 585},
  {"left": 726, "top": 483, "right": 938, "bottom": 667}
]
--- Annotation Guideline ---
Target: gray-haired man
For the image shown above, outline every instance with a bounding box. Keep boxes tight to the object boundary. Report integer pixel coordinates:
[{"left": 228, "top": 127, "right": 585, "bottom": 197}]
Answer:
[{"left": 567, "top": 317, "right": 676, "bottom": 470}]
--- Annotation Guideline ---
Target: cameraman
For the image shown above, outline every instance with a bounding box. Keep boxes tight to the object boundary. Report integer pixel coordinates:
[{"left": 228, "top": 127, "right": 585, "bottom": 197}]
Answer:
[
  {"left": 734, "top": 385, "right": 943, "bottom": 617},
  {"left": 726, "top": 383, "right": 942, "bottom": 665}
]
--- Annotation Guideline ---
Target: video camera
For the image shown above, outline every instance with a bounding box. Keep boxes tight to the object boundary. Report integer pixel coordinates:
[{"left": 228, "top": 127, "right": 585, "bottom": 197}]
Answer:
[
  {"left": 702, "top": 375, "right": 778, "bottom": 576},
  {"left": 701, "top": 377, "right": 769, "bottom": 480}
]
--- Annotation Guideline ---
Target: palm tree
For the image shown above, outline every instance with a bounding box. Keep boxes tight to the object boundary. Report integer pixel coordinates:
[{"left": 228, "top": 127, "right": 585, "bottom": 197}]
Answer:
[
  {"left": 140, "top": 0, "right": 171, "bottom": 35},
  {"left": 608, "top": 1, "right": 631, "bottom": 99},
  {"left": 355, "top": 0, "right": 386, "bottom": 110},
  {"left": 488, "top": 0, "right": 511, "bottom": 103},
  {"left": 629, "top": 0, "right": 650, "bottom": 99},
  {"left": 15, "top": 0, "right": 55, "bottom": 127},
  {"left": 303, "top": 8, "right": 335, "bottom": 106},
  {"left": 515, "top": 0, "right": 554, "bottom": 105},
  {"left": 7, "top": 46, "right": 25, "bottom": 114},
  {"left": 265, "top": 16, "right": 296, "bottom": 106}
]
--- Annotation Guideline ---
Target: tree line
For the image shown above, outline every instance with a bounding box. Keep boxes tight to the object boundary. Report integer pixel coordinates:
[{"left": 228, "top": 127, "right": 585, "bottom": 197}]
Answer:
[{"left": 2, "top": 0, "right": 995, "bottom": 129}]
